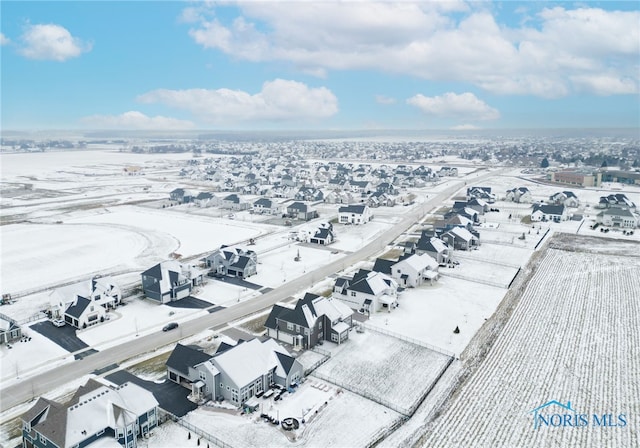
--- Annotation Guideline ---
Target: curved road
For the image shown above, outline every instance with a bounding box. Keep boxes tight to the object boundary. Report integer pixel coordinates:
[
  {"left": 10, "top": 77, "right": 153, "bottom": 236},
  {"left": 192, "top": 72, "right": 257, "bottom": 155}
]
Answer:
[{"left": 1, "top": 170, "right": 498, "bottom": 413}]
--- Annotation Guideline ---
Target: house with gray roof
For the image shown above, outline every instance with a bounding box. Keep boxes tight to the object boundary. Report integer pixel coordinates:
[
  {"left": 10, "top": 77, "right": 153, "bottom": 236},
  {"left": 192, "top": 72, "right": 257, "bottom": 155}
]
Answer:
[
  {"left": 338, "top": 204, "right": 372, "bottom": 225},
  {"left": 252, "top": 197, "right": 280, "bottom": 215},
  {"left": 309, "top": 225, "right": 335, "bottom": 246},
  {"left": 415, "top": 235, "right": 451, "bottom": 264},
  {"left": 441, "top": 227, "right": 479, "bottom": 251},
  {"left": 49, "top": 276, "right": 121, "bottom": 328},
  {"left": 202, "top": 246, "right": 257, "bottom": 278},
  {"left": 166, "top": 339, "right": 303, "bottom": 407},
  {"left": 141, "top": 261, "right": 204, "bottom": 303},
  {"left": 22, "top": 378, "right": 158, "bottom": 448},
  {"left": 194, "top": 191, "right": 219, "bottom": 208},
  {"left": 506, "top": 187, "right": 533, "bottom": 203},
  {"left": 286, "top": 202, "right": 318, "bottom": 221},
  {"left": 531, "top": 204, "right": 568, "bottom": 222},
  {"left": 596, "top": 207, "right": 638, "bottom": 228},
  {"left": 221, "top": 193, "right": 250, "bottom": 211},
  {"left": 0, "top": 313, "right": 21, "bottom": 345},
  {"left": 549, "top": 191, "right": 579, "bottom": 208},
  {"left": 333, "top": 269, "right": 399, "bottom": 314},
  {"left": 265, "top": 292, "right": 353, "bottom": 349}
]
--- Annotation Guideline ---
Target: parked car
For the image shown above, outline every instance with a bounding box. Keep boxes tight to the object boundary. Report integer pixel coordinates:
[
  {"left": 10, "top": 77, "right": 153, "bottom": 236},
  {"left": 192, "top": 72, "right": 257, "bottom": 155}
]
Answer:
[
  {"left": 52, "top": 319, "right": 65, "bottom": 327},
  {"left": 162, "top": 322, "right": 179, "bottom": 332}
]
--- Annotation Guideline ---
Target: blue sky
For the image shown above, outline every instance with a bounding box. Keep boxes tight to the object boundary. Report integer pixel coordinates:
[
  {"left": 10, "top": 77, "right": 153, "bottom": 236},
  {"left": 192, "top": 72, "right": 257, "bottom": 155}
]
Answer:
[{"left": 1, "top": 1, "right": 639, "bottom": 131}]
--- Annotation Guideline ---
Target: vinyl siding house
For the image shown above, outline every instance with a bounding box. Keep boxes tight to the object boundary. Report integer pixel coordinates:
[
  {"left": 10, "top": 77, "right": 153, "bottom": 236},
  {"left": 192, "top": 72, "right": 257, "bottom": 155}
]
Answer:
[
  {"left": 333, "top": 269, "right": 399, "bottom": 314},
  {"left": 596, "top": 207, "right": 638, "bottom": 228},
  {"left": 338, "top": 204, "right": 372, "bottom": 225},
  {"left": 286, "top": 202, "right": 318, "bottom": 221},
  {"left": 598, "top": 194, "right": 636, "bottom": 210},
  {"left": 549, "top": 191, "right": 579, "bottom": 208},
  {"left": 415, "top": 235, "right": 452, "bottom": 265},
  {"left": 390, "top": 253, "right": 440, "bottom": 287},
  {"left": 0, "top": 313, "right": 21, "bottom": 344},
  {"left": 531, "top": 204, "right": 568, "bottom": 222},
  {"left": 166, "top": 339, "right": 303, "bottom": 407},
  {"left": 22, "top": 379, "right": 158, "bottom": 448},
  {"left": 141, "top": 261, "right": 204, "bottom": 303},
  {"left": 202, "top": 246, "right": 258, "bottom": 278},
  {"left": 49, "top": 277, "right": 122, "bottom": 328},
  {"left": 265, "top": 293, "right": 353, "bottom": 349},
  {"left": 252, "top": 198, "right": 280, "bottom": 215},
  {"left": 506, "top": 187, "right": 533, "bottom": 203},
  {"left": 169, "top": 188, "right": 195, "bottom": 204},
  {"left": 309, "top": 226, "right": 335, "bottom": 246},
  {"left": 441, "top": 227, "right": 479, "bottom": 251},
  {"left": 194, "top": 192, "right": 219, "bottom": 208},
  {"left": 466, "top": 187, "right": 496, "bottom": 203},
  {"left": 221, "top": 194, "right": 250, "bottom": 211}
]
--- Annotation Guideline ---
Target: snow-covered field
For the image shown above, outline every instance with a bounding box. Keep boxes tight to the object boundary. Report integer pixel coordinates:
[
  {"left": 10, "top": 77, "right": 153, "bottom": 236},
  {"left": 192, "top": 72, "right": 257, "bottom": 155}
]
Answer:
[
  {"left": 420, "top": 236, "right": 640, "bottom": 447},
  {"left": 312, "top": 330, "right": 452, "bottom": 415},
  {"left": 177, "top": 383, "right": 402, "bottom": 448}
]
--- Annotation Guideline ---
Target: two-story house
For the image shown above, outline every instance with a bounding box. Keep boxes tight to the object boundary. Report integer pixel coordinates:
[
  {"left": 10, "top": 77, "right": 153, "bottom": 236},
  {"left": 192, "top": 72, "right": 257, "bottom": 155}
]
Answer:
[
  {"left": 141, "top": 261, "right": 204, "bottom": 303},
  {"left": 333, "top": 269, "right": 399, "bottom": 314}
]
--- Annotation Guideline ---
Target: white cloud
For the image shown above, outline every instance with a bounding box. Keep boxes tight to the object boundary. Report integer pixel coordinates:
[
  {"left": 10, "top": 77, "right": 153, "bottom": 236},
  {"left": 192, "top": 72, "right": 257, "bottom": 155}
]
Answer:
[
  {"left": 407, "top": 92, "right": 500, "bottom": 121},
  {"left": 137, "top": 79, "right": 338, "bottom": 124},
  {"left": 81, "top": 111, "right": 195, "bottom": 130},
  {"left": 451, "top": 124, "right": 482, "bottom": 130},
  {"left": 184, "top": 3, "right": 639, "bottom": 98},
  {"left": 375, "top": 95, "right": 396, "bottom": 105},
  {"left": 0, "top": 33, "right": 9, "bottom": 46},
  {"left": 19, "top": 24, "right": 91, "bottom": 61}
]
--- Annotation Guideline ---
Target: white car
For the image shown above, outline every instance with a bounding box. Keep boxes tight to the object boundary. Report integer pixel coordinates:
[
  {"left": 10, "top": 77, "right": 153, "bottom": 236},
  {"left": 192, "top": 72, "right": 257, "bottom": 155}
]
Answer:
[{"left": 52, "top": 319, "right": 66, "bottom": 327}]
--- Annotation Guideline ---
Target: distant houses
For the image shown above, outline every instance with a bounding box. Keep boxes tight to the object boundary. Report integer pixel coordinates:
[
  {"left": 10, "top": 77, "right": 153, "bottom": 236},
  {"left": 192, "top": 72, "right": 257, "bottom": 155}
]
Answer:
[
  {"left": 467, "top": 187, "right": 495, "bottom": 203},
  {"left": 286, "top": 202, "right": 318, "bottom": 221},
  {"left": 141, "top": 261, "right": 204, "bottom": 303},
  {"left": 166, "top": 338, "right": 303, "bottom": 407},
  {"left": 596, "top": 207, "right": 638, "bottom": 228},
  {"left": 22, "top": 378, "right": 159, "bottom": 448},
  {"left": 265, "top": 292, "right": 353, "bottom": 349},
  {"left": 506, "top": 187, "right": 532, "bottom": 203}
]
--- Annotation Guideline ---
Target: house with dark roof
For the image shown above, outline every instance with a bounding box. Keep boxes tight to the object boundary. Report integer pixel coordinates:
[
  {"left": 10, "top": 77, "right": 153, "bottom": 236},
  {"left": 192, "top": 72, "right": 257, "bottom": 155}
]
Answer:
[
  {"left": 49, "top": 276, "right": 121, "bottom": 328},
  {"left": 309, "top": 226, "right": 335, "bottom": 246},
  {"left": 165, "top": 339, "right": 303, "bottom": 407},
  {"left": 265, "top": 292, "right": 353, "bottom": 349},
  {"left": 252, "top": 197, "right": 280, "bottom": 215},
  {"left": 194, "top": 191, "right": 219, "bottom": 208},
  {"left": 506, "top": 187, "right": 533, "bottom": 203},
  {"left": 169, "top": 188, "right": 195, "bottom": 204},
  {"left": 295, "top": 187, "right": 324, "bottom": 202},
  {"left": 549, "top": 191, "right": 579, "bottom": 208},
  {"left": 141, "top": 261, "right": 204, "bottom": 303},
  {"left": 202, "top": 246, "right": 258, "bottom": 278},
  {"left": 221, "top": 193, "right": 250, "bottom": 211},
  {"left": 286, "top": 202, "right": 318, "bottom": 221},
  {"left": 598, "top": 193, "right": 636, "bottom": 210},
  {"left": 596, "top": 207, "right": 638, "bottom": 228},
  {"left": 333, "top": 269, "right": 399, "bottom": 314},
  {"left": 441, "top": 227, "right": 479, "bottom": 251},
  {"left": 531, "top": 204, "right": 567, "bottom": 222},
  {"left": 466, "top": 186, "right": 495, "bottom": 203},
  {"left": 415, "top": 234, "right": 451, "bottom": 264},
  {"left": 22, "top": 379, "right": 158, "bottom": 448},
  {"left": 64, "top": 296, "right": 106, "bottom": 329},
  {"left": 367, "top": 191, "right": 396, "bottom": 207},
  {"left": 338, "top": 204, "right": 372, "bottom": 225},
  {"left": 0, "top": 313, "right": 21, "bottom": 344}
]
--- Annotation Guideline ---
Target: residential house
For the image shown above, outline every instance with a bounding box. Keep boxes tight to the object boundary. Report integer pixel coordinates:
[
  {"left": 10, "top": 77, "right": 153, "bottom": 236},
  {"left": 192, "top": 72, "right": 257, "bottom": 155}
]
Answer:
[
  {"left": 549, "top": 191, "right": 579, "bottom": 208},
  {"left": 324, "top": 190, "right": 355, "bottom": 204},
  {"left": 390, "top": 253, "right": 440, "bottom": 287},
  {"left": 368, "top": 191, "right": 396, "bottom": 207},
  {"left": 265, "top": 292, "right": 353, "bottom": 349},
  {"left": 0, "top": 313, "right": 21, "bottom": 344},
  {"left": 141, "top": 261, "right": 204, "bottom": 303},
  {"left": 466, "top": 198, "right": 489, "bottom": 214},
  {"left": 376, "top": 182, "right": 398, "bottom": 195},
  {"left": 466, "top": 187, "right": 496, "bottom": 203},
  {"left": 333, "top": 269, "right": 399, "bottom": 314},
  {"left": 309, "top": 224, "right": 336, "bottom": 246},
  {"left": 596, "top": 207, "right": 638, "bottom": 228},
  {"left": 506, "top": 187, "right": 533, "bottom": 203},
  {"left": 598, "top": 194, "right": 636, "bottom": 210},
  {"left": 295, "top": 187, "right": 324, "bottom": 202},
  {"left": 169, "top": 188, "right": 195, "bottom": 204},
  {"left": 22, "top": 379, "right": 158, "bottom": 448},
  {"left": 202, "top": 246, "right": 258, "bottom": 278},
  {"left": 286, "top": 202, "right": 318, "bottom": 221},
  {"left": 50, "top": 276, "right": 122, "bottom": 328},
  {"left": 221, "top": 193, "right": 250, "bottom": 211},
  {"left": 194, "top": 192, "right": 219, "bottom": 208},
  {"left": 441, "top": 227, "right": 479, "bottom": 251},
  {"left": 415, "top": 235, "right": 451, "bottom": 264},
  {"left": 531, "top": 204, "right": 568, "bottom": 222},
  {"left": 253, "top": 198, "right": 280, "bottom": 215},
  {"left": 338, "top": 204, "right": 372, "bottom": 225},
  {"left": 438, "top": 166, "right": 458, "bottom": 177},
  {"left": 166, "top": 338, "right": 303, "bottom": 407}
]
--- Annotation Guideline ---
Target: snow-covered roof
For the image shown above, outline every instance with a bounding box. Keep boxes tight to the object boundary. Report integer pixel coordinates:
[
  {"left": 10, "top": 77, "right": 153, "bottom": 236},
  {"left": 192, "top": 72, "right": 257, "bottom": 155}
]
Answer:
[
  {"left": 447, "top": 227, "right": 477, "bottom": 241},
  {"left": 312, "top": 296, "right": 353, "bottom": 321},
  {"left": 396, "top": 254, "right": 439, "bottom": 272},
  {"left": 332, "top": 321, "right": 350, "bottom": 334}
]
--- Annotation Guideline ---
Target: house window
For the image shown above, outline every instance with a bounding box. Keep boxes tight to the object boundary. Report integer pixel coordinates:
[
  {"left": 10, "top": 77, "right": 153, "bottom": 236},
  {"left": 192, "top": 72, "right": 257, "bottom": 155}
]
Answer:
[
  {"left": 331, "top": 333, "right": 338, "bottom": 342},
  {"left": 39, "top": 434, "right": 47, "bottom": 445},
  {"left": 295, "top": 324, "right": 300, "bottom": 332},
  {"left": 287, "top": 322, "right": 293, "bottom": 331},
  {"left": 350, "top": 291, "right": 356, "bottom": 297},
  {"left": 304, "top": 328, "right": 310, "bottom": 335},
  {"left": 318, "top": 321, "right": 322, "bottom": 330},
  {"left": 220, "top": 383, "right": 224, "bottom": 388},
  {"left": 199, "top": 371, "right": 206, "bottom": 380}
]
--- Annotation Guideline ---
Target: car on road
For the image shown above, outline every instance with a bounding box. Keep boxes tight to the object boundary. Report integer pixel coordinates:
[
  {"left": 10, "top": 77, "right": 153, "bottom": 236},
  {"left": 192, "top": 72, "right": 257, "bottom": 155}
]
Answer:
[{"left": 162, "top": 322, "right": 179, "bottom": 332}]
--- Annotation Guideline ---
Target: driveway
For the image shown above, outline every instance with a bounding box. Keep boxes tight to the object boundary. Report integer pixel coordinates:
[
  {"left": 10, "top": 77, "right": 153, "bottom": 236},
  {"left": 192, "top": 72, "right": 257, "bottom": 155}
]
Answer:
[
  {"left": 209, "top": 275, "right": 263, "bottom": 290},
  {"left": 105, "top": 370, "right": 197, "bottom": 417},
  {"left": 166, "top": 296, "right": 214, "bottom": 309},
  {"left": 30, "top": 321, "right": 98, "bottom": 359}
]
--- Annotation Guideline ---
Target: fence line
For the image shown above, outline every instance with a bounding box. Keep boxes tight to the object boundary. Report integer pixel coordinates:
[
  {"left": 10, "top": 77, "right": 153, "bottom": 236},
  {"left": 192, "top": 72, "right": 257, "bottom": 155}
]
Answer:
[
  {"left": 17, "top": 311, "right": 47, "bottom": 326},
  {"left": 159, "top": 409, "right": 235, "bottom": 448},
  {"left": 438, "top": 271, "right": 508, "bottom": 289},
  {"left": 304, "top": 348, "right": 332, "bottom": 376},
  {"left": 362, "top": 323, "right": 456, "bottom": 358},
  {"left": 452, "top": 252, "right": 521, "bottom": 269},
  {"left": 364, "top": 415, "right": 407, "bottom": 448}
]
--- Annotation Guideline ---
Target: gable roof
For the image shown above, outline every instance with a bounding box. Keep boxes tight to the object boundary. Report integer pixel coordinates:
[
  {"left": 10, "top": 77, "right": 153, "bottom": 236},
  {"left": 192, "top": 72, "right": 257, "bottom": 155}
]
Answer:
[
  {"left": 339, "top": 204, "right": 367, "bottom": 214},
  {"left": 166, "top": 343, "right": 211, "bottom": 375},
  {"left": 65, "top": 296, "right": 92, "bottom": 319},
  {"left": 372, "top": 258, "right": 395, "bottom": 275}
]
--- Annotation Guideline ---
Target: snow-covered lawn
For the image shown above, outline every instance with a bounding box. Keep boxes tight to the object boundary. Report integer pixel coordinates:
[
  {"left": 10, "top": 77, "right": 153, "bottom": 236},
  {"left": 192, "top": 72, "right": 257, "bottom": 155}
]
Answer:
[
  {"left": 421, "top": 237, "right": 640, "bottom": 447},
  {"left": 368, "top": 276, "right": 505, "bottom": 356},
  {"left": 312, "top": 330, "right": 452, "bottom": 414},
  {"left": 178, "top": 384, "right": 402, "bottom": 448},
  {"left": 331, "top": 219, "right": 395, "bottom": 252}
]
